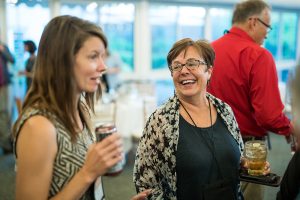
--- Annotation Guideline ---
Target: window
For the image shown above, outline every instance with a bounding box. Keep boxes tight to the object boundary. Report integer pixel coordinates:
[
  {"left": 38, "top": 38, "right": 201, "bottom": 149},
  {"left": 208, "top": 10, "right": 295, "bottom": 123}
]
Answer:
[
  {"left": 281, "top": 12, "right": 297, "bottom": 60},
  {"left": 7, "top": 1, "right": 50, "bottom": 85},
  {"left": 7, "top": 2, "right": 50, "bottom": 52},
  {"left": 7, "top": 0, "right": 50, "bottom": 120},
  {"left": 209, "top": 8, "right": 232, "bottom": 41},
  {"left": 265, "top": 11, "right": 298, "bottom": 61},
  {"left": 265, "top": 12, "right": 280, "bottom": 59},
  {"left": 61, "top": 2, "right": 98, "bottom": 22},
  {"left": 150, "top": 5, "right": 205, "bottom": 70},
  {"left": 99, "top": 3, "right": 135, "bottom": 72}
]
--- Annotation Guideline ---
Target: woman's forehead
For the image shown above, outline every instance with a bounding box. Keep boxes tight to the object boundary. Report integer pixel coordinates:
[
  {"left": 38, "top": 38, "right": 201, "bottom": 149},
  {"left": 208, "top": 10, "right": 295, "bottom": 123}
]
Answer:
[{"left": 174, "top": 46, "right": 201, "bottom": 60}]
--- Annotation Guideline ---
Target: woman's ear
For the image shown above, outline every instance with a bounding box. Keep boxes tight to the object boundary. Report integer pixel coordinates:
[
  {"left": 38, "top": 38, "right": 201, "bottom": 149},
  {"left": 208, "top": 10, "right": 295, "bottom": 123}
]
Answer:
[{"left": 207, "top": 66, "right": 213, "bottom": 79}]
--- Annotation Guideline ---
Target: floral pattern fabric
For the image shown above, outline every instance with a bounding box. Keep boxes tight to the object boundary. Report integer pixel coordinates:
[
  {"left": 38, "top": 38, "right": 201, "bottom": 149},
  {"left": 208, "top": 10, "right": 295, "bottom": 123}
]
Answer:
[{"left": 133, "top": 93, "right": 244, "bottom": 199}]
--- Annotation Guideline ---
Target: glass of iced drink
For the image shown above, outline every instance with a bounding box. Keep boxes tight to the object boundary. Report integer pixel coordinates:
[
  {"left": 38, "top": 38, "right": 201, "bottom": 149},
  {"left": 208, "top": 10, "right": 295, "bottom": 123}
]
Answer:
[{"left": 244, "top": 140, "right": 267, "bottom": 176}]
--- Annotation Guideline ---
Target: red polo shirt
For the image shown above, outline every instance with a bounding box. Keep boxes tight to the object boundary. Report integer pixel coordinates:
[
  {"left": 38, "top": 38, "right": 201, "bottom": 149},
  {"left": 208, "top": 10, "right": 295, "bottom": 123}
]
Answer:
[{"left": 208, "top": 27, "right": 292, "bottom": 137}]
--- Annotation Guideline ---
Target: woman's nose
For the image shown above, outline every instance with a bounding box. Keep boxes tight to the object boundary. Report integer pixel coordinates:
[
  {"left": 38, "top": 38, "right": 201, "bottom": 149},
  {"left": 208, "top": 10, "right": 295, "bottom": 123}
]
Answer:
[
  {"left": 97, "top": 57, "right": 106, "bottom": 72},
  {"left": 180, "top": 64, "right": 190, "bottom": 73}
]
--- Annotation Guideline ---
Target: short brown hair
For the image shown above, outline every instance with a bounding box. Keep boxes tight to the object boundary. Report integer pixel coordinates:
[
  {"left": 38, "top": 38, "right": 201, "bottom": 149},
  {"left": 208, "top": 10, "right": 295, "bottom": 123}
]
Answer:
[
  {"left": 167, "top": 38, "right": 215, "bottom": 70},
  {"left": 232, "top": 0, "right": 270, "bottom": 24}
]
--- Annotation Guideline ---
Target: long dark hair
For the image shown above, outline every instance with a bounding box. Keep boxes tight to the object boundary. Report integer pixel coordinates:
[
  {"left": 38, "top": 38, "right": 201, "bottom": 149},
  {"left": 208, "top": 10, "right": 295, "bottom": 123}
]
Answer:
[{"left": 13, "top": 15, "right": 107, "bottom": 141}]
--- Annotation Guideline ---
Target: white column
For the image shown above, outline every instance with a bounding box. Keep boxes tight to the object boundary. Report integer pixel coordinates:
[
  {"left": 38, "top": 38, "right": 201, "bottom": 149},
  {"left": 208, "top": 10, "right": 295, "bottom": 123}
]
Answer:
[
  {"left": 204, "top": 7, "right": 212, "bottom": 42},
  {"left": 133, "top": 0, "right": 151, "bottom": 80},
  {"left": 49, "top": 0, "right": 61, "bottom": 19},
  {"left": 0, "top": 0, "right": 7, "bottom": 42}
]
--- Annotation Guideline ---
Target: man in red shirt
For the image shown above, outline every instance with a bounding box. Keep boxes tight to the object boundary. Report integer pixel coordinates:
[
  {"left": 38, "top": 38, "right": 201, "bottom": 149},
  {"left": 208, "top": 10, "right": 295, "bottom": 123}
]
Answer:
[{"left": 207, "top": 0, "right": 293, "bottom": 199}]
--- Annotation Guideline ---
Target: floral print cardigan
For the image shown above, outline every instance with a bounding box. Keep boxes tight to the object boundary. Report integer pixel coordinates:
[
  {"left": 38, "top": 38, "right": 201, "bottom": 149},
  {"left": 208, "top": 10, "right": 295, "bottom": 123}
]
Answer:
[{"left": 133, "top": 93, "right": 244, "bottom": 200}]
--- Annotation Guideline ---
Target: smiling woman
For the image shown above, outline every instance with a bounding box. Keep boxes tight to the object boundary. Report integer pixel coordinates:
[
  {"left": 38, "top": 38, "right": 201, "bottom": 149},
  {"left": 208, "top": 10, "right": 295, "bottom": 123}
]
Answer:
[
  {"left": 167, "top": 38, "right": 214, "bottom": 101},
  {"left": 133, "top": 38, "right": 245, "bottom": 200}
]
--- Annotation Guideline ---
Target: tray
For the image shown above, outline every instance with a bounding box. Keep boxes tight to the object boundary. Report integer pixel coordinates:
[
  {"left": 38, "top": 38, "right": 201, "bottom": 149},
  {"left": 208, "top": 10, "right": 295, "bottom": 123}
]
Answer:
[{"left": 239, "top": 171, "right": 281, "bottom": 187}]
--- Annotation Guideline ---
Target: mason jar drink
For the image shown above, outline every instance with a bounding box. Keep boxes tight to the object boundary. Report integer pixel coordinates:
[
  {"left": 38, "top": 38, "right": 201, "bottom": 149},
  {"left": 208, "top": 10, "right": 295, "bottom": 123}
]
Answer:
[
  {"left": 244, "top": 140, "right": 267, "bottom": 176},
  {"left": 95, "top": 123, "right": 125, "bottom": 176}
]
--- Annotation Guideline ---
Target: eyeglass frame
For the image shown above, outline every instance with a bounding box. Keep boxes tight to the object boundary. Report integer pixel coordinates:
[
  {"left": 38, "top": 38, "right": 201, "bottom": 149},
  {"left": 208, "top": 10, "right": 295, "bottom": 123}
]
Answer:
[
  {"left": 256, "top": 18, "right": 272, "bottom": 31},
  {"left": 169, "top": 58, "right": 208, "bottom": 72},
  {"left": 250, "top": 17, "right": 272, "bottom": 32}
]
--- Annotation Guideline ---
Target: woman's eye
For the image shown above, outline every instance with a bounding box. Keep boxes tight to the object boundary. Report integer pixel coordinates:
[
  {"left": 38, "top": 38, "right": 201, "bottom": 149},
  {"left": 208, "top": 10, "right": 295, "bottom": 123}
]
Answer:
[
  {"left": 89, "top": 54, "right": 98, "bottom": 60},
  {"left": 187, "top": 62, "right": 196, "bottom": 67}
]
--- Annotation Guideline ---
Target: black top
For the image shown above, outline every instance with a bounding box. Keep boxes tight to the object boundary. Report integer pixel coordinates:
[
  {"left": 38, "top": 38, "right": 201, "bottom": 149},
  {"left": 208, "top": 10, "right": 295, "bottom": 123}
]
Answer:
[
  {"left": 277, "top": 150, "right": 300, "bottom": 200},
  {"left": 25, "top": 56, "right": 36, "bottom": 91},
  {"left": 176, "top": 114, "right": 240, "bottom": 200}
]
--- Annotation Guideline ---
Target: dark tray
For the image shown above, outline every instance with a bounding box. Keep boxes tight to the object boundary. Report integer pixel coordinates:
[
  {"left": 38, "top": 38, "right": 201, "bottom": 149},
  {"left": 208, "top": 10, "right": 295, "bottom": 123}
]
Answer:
[{"left": 239, "top": 171, "right": 281, "bottom": 187}]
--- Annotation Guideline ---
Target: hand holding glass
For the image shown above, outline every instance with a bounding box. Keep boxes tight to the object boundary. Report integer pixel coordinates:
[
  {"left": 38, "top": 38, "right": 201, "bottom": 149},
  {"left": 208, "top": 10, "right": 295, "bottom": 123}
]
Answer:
[
  {"left": 95, "top": 123, "right": 125, "bottom": 176},
  {"left": 244, "top": 140, "right": 267, "bottom": 176}
]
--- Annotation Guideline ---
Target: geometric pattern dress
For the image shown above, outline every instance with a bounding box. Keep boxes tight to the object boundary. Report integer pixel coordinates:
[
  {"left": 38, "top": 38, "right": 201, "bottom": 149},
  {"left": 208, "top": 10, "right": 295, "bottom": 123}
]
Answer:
[{"left": 14, "top": 107, "right": 104, "bottom": 200}]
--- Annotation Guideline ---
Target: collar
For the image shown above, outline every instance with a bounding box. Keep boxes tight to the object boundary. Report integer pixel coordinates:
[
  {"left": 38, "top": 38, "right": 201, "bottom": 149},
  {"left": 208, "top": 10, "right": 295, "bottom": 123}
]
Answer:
[{"left": 228, "top": 27, "right": 255, "bottom": 43}]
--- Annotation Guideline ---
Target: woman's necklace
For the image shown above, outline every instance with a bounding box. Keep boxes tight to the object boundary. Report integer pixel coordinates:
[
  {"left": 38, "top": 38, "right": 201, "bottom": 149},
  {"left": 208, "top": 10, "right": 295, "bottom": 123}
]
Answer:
[
  {"left": 180, "top": 98, "right": 226, "bottom": 180},
  {"left": 179, "top": 97, "right": 214, "bottom": 147},
  {"left": 179, "top": 98, "right": 212, "bottom": 128}
]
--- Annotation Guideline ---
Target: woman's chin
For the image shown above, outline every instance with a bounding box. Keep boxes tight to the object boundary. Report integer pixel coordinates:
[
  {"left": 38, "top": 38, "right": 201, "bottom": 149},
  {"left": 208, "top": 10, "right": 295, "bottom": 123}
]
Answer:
[
  {"left": 178, "top": 90, "right": 198, "bottom": 98},
  {"left": 84, "top": 86, "right": 99, "bottom": 93}
]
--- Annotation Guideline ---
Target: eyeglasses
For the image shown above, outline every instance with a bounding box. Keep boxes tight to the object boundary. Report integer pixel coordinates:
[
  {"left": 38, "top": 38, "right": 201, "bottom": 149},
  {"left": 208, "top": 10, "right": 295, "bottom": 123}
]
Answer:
[
  {"left": 169, "top": 58, "right": 207, "bottom": 72},
  {"left": 256, "top": 18, "right": 272, "bottom": 32}
]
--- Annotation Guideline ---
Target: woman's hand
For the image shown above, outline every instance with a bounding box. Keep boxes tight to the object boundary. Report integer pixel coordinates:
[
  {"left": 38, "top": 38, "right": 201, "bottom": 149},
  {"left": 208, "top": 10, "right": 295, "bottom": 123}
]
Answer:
[
  {"left": 240, "top": 157, "right": 247, "bottom": 169},
  {"left": 131, "top": 189, "right": 152, "bottom": 200},
  {"left": 81, "top": 133, "right": 123, "bottom": 182},
  {"left": 240, "top": 157, "right": 271, "bottom": 175},
  {"left": 263, "top": 161, "right": 270, "bottom": 175}
]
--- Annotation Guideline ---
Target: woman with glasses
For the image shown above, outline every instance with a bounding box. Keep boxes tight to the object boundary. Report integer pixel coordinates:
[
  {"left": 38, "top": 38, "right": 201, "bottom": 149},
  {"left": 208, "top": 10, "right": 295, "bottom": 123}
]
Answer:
[{"left": 133, "top": 38, "right": 245, "bottom": 199}]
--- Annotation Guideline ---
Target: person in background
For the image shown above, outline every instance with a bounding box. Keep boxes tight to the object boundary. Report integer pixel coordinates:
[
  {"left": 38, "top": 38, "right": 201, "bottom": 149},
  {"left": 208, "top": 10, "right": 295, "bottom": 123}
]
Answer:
[
  {"left": 103, "top": 49, "right": 122, "bottom": 93},
  {"left": 277, "top": 63, "right": 300, "bottom": 200},
  {"left": 134, "top": 38, "right": 246, "bottom": 200},
  {"left": 0, "top": 33, "right": 15, "bottom": 154},
  {"left": 19, "top": 40, "right": 37, "bottom": 92},
  {"left": 12, "top": 15, "right": 150, "bottom": 200},
  {"left": 207, "top": 0, "right": 293, "bottom": 199}
]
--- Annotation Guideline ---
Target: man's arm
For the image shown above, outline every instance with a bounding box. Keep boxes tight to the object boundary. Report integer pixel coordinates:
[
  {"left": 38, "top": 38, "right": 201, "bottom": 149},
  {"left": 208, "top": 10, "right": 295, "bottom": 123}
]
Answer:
[
  {"left": 0, "top": 44, "right": 15, "bottom": 64},
  {"left": 249, "top": 50, "right": 292, "bottom": 136}
]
